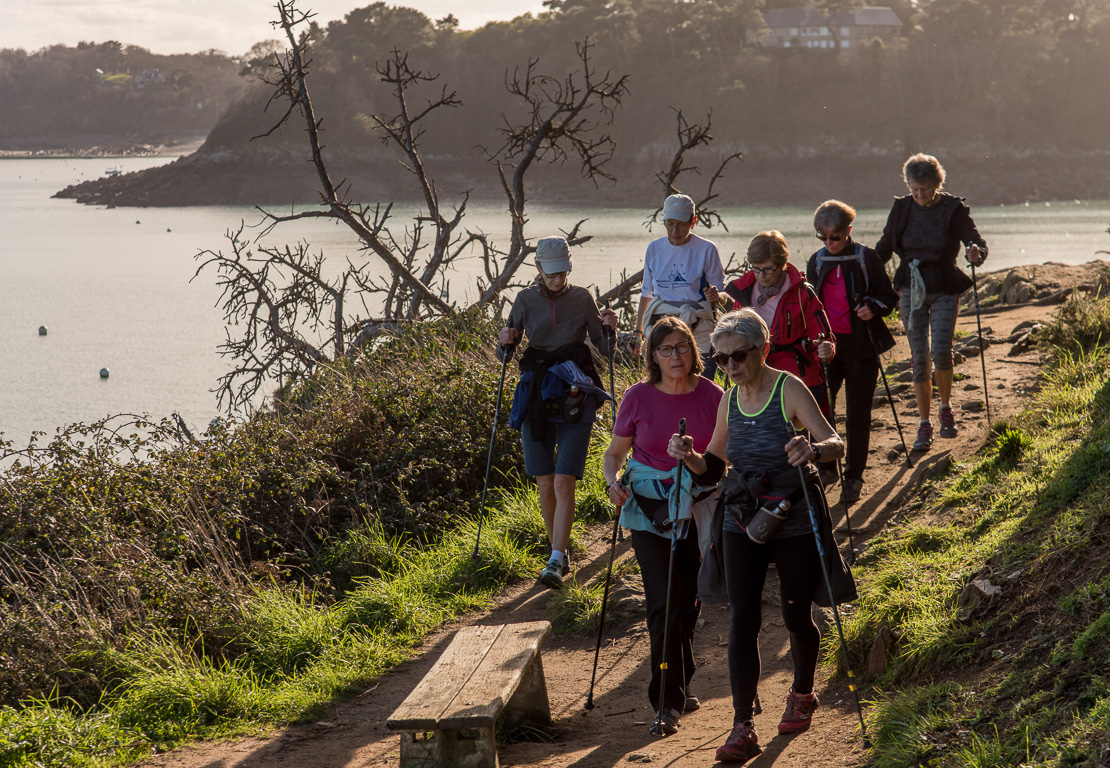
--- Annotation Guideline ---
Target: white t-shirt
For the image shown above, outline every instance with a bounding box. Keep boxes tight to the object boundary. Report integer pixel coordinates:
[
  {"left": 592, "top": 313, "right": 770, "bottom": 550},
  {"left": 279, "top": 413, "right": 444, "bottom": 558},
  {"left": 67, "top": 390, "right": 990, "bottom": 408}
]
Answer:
[{"left": 642, "top": 233, "right": 725, "bottom": 303}]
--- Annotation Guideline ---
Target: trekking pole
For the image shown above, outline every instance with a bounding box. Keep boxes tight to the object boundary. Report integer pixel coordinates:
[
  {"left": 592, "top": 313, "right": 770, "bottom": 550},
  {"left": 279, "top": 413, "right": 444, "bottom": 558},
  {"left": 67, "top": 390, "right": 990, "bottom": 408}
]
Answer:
[
  {"left": 792, "top": 430, "right": 872, "bottom": 749},
  {"left": 585, "top": 313, "right": 622, "bottom": 710},
  {"left": 816, "top": 343, "right": 857, "bottom": 564},
  {"left": 866, "top": 325, "right": 914, "bottom": 469},
  {"left": 472, "top": 345, "right": 511, "bottom": 559},
  {"left": 970, "top": 261, "right": 993, "bottom": 425},
  {"left": 605, "top": 302, "right": 625, "bottom": 545},
  {"left": 649, "top": 418, "right": 686, "bottom": 737}
]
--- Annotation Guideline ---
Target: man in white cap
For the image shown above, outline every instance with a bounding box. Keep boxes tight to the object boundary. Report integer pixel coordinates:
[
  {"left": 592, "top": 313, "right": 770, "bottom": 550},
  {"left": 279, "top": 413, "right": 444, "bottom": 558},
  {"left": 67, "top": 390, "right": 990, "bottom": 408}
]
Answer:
[
  {"left": 499, "top": 236, "right": 618, "bottom": 589},
  {"left": 635, "top": 194, "right": 725, "bottom": 379}
]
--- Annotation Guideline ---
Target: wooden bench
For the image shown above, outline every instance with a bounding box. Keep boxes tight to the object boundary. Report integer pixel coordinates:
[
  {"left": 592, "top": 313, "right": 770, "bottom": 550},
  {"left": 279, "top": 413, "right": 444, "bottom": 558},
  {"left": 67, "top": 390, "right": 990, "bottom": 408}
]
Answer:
[{"left": 386, "top": 621, "right": 553, "bottom": 768}]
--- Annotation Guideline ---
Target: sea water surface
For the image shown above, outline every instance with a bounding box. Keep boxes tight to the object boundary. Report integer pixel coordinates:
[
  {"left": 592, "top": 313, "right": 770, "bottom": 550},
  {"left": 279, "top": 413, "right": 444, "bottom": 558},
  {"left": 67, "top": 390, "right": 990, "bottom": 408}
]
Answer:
[{"left": 2, "top": 156, "right": 1108, "bottom": 452}]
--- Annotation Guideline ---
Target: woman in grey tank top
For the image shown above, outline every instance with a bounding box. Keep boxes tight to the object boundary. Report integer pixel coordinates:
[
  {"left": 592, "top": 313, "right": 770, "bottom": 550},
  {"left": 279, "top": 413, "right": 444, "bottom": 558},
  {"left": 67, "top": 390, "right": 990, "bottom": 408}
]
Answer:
[{"left": 667, "top": 308, "right": 845, "bottom": 763}]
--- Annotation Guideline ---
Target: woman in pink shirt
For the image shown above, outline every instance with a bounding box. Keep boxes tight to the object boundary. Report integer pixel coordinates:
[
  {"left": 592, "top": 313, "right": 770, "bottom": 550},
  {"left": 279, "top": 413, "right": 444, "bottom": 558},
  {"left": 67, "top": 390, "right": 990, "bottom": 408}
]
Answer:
[{"left": 601, "top": 316, "right": 723, "bottom": 737}]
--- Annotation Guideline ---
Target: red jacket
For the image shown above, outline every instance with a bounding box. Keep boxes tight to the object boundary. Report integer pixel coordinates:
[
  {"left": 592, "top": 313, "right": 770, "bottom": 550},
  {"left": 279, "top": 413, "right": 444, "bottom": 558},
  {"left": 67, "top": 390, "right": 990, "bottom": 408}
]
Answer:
[{"left": 724, "top": 263, "right": 833, "bottom": 387}]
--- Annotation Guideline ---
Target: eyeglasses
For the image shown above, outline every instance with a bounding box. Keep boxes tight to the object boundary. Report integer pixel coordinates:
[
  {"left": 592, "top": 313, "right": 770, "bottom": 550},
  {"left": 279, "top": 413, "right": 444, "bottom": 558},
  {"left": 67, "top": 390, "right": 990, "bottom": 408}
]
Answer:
[
  {"left": 746, "top": 264, "right": 780, "bottom": 276},
  {"left": 712, "top": 346, "right": 759, "bottom": 367},
  {"left": 655, "top": 341, "right": 692, "bottom": 358},
  {"left": 815, "top": 232, "right": 844, "bottom": 243}
]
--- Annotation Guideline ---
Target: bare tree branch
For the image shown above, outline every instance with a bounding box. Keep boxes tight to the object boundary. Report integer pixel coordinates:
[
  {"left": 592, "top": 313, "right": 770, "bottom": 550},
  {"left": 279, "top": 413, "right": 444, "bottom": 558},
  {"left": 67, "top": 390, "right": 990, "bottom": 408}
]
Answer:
[{"left": 646, "top": 108, "right": 743, "bottom": 231}]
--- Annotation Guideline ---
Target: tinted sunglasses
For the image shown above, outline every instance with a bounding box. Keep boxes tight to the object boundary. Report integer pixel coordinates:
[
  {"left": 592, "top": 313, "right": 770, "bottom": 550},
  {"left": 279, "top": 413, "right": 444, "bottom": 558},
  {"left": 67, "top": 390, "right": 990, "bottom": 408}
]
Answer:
[
  {"left": 815, "top": 232, "right": 845, "bottom": 243},
  {"left": 712, "top": 346, "right": 759, "bottom": 368}
]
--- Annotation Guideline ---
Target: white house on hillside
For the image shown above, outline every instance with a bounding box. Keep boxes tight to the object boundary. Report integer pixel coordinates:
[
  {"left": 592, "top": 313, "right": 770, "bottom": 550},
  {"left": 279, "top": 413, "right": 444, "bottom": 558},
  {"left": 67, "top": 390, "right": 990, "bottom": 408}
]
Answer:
[{"left": 747, "top": 5, "right": 903, "bottom": 49}]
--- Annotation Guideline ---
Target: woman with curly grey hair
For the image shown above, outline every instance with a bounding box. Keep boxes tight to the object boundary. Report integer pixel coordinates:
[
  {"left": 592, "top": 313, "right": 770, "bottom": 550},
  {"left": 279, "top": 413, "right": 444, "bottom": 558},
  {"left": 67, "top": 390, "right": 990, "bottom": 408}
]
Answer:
[{"left": 876, "top": 153, "right": 988, "bottom": 452}]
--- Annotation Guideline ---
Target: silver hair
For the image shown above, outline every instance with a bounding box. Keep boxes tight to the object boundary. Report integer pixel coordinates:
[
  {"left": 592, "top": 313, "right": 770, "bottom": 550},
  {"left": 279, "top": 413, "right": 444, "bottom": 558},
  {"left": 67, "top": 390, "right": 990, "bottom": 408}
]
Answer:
[
  {"left": 711, "top": 309, "right": 769, "bottom": 352},
  {"left": 902, "top": 153, "right": 946, "bottom": 190},
  {"left": 813, "top": 199, "right": 856, "bottom": 234}
]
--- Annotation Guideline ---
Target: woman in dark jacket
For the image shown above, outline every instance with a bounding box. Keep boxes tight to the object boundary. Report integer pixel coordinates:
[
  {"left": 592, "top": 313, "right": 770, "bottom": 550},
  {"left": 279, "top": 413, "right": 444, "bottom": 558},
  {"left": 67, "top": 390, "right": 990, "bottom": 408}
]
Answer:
[
  {"left": 875, "top": 154, "right": 987, "bottom": 452},
  {"left": 807, "top": 200, "right": 899, "bottom": 504}
]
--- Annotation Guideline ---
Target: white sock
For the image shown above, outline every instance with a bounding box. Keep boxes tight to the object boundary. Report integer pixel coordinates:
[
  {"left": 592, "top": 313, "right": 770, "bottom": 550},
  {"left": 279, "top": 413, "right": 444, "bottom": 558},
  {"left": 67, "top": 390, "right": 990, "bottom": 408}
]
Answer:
[
  {"left": 940, "top": 403, "right": 952, "bottom": 411},
  {"left": 549, "top": 550, "right": 565, "bottom": 565}
]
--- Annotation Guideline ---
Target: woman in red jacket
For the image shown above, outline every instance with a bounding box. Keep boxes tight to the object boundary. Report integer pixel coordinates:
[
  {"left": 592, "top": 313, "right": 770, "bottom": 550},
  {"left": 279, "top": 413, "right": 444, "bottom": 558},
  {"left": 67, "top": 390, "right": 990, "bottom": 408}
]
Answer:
[{"left": 724, "top": 231, "right": 835, "bottom": 415}]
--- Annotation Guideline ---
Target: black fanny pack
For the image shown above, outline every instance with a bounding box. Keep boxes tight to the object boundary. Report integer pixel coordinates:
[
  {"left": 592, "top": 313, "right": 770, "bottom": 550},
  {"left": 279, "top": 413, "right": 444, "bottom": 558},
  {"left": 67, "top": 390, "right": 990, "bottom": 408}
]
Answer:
[{"left": 545, "top": 388, "right": 587, "bottom": 422}]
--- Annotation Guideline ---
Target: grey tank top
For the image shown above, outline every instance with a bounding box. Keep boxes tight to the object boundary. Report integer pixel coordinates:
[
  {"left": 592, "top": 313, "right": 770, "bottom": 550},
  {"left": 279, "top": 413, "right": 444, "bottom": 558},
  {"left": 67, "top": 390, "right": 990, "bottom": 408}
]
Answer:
[{"left": 722, "top": 372, "right": 812, "bottom": 538}]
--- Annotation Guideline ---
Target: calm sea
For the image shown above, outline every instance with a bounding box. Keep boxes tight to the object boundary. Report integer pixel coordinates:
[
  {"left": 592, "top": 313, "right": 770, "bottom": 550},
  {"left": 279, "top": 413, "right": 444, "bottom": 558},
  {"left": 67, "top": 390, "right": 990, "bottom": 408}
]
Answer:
[{"left": 2, "top": 156, "right": 1108, "bottom": 452}]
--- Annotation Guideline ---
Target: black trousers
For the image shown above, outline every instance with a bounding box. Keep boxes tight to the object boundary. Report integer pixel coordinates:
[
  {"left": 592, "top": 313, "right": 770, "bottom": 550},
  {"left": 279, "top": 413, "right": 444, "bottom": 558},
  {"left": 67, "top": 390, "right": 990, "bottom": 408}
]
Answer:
[
  {"left": 631, "top": 528, "right": 701, "bottom": 714},
  {"left": 824, "top": 331, "right": 880, "bottom": 482},
  {"left": 723, "top": 530, "right": 822, "bottom": 725}
]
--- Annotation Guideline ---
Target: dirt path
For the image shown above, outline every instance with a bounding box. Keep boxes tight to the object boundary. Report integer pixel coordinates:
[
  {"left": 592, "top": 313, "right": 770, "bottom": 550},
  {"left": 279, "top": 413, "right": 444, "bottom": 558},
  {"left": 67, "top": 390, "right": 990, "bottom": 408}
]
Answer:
[{"left": 138, "top": 297, "right": 1056, "bottom": 768}]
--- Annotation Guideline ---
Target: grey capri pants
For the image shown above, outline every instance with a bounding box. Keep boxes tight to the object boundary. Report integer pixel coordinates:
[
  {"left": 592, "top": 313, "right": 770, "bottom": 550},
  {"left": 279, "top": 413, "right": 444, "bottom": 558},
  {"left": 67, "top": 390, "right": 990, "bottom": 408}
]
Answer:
[{"left": 900, "top": 287, "right": 959, "bottom": 383}]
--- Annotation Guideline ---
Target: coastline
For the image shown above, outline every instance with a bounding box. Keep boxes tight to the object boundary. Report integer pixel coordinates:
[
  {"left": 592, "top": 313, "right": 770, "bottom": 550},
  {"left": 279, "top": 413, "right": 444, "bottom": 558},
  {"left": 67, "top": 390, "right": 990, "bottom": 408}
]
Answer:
[{"left": 45, "top": 146, "right": 1110, "bottom": 209}]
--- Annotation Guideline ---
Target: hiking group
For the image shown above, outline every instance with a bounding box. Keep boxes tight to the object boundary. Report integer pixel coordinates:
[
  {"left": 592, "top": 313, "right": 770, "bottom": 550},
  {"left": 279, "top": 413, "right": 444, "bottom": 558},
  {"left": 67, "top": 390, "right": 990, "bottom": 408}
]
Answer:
[{"left": 496, "top": 152, "right": 988, "bottom": 763}]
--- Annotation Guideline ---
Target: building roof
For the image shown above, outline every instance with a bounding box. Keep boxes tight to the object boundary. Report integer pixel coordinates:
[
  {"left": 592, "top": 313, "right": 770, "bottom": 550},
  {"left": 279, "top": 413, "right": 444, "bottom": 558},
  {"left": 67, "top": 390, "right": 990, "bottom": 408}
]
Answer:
[
  {"left": 827, "top": 7, "right": 903, "bottom": 27},
  {"left": 763, "top": 8, "right": 829, "bottom": 29}
]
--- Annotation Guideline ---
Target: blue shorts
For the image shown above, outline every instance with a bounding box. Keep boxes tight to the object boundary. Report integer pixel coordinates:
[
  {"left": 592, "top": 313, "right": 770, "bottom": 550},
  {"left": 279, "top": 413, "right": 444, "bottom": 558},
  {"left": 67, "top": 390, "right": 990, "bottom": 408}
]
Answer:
[{"left": 520, "top": 419, "right": 594, "bottom": 479}]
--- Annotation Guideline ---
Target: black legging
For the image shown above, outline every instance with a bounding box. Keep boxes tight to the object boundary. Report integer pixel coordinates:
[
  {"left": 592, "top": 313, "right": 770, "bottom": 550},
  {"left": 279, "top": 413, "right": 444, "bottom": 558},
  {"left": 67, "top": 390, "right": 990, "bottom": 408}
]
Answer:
[
  {"left": 631, "top": 528, "right": 701, "bottom": 713},
  {"left": 723, "top": 529, "right": 822, "bottom": 724},
  {"left": 824, "top": 331, "right": 880, "bottom": 483}
]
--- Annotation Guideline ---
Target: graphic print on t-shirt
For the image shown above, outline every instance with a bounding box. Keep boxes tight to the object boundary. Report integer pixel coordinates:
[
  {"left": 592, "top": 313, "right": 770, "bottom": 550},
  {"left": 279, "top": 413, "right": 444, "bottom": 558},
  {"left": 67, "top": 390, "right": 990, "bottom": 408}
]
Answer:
[{"left": 657, "top": 263, "right": 693, "bottom": 292}]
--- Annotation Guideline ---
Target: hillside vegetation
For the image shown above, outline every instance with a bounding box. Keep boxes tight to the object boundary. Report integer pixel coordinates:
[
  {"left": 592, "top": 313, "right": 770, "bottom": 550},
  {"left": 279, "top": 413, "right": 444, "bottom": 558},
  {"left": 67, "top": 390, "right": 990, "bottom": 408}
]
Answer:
[
  {"left": 843, "top": 292, "right": 1110, "bottom": 766},
  {"left": 0, "top": 41, "right": 245, "bottom": 151},
  {"left": 0, "top": 309, "right": 632, "bottom": 765},
  {"left": 53, "top": 0, "right": 1110, "bottom": 206}
]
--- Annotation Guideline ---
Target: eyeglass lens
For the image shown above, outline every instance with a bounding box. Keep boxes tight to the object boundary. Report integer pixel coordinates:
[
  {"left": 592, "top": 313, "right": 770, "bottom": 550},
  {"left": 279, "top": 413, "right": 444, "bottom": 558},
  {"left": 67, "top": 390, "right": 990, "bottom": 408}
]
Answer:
[{"left": 656, "top": 342, "right": 691, "bottom": 357}]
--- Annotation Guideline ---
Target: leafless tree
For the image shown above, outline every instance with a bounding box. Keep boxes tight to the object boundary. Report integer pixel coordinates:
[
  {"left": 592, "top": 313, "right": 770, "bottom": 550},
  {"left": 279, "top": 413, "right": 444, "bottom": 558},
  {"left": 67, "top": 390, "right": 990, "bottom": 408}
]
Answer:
[
  {"left": 647, "top": 108, "right": 743, "bottom": 230},
  {"left": 193, "top": 1, "right": 629, "bottom": 412}
]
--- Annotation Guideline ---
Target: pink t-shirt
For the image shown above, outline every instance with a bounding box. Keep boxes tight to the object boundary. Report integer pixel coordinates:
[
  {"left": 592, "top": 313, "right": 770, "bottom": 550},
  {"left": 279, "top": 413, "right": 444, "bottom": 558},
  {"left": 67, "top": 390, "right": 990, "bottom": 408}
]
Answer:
[
  {"left": 821, "top": 265, "right": 853, "bottom": 334},
  {"left": 614, "top": 377, "right": 724, "bottom": 471}
]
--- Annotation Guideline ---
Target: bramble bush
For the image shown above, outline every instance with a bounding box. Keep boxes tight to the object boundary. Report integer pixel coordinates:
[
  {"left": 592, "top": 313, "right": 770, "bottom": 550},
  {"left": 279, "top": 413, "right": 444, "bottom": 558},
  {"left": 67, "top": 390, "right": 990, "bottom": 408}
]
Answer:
[{"left": 0, "top": 308, "right": 530, "bottom": 708}]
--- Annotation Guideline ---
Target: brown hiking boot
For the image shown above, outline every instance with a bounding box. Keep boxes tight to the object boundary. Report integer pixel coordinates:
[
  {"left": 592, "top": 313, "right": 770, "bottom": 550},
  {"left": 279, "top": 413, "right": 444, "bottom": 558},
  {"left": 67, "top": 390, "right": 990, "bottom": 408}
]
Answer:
[
  {"left": 715, "top": 720, "right": 762, "bottom": 762},
  {"left": 778, "top": 689, "right": 819, "bottom": 734}
]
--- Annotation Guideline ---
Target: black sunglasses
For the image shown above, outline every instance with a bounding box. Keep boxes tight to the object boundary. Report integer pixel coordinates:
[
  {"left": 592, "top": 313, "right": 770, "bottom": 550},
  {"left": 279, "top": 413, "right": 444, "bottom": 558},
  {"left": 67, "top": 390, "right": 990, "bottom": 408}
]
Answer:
[
  {"left": 816, "top": 232, "right": 845, "bottom": 243},
  {"left": 712, "top": 346, "right": 759, "bottom": 368}
]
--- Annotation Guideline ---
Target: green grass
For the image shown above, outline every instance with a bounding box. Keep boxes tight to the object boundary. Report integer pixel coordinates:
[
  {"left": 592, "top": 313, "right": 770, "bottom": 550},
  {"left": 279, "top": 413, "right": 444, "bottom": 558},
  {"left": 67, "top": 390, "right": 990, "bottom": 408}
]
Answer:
[{"left": 840, "top": 330, "right": 1110, "bottom": 766}]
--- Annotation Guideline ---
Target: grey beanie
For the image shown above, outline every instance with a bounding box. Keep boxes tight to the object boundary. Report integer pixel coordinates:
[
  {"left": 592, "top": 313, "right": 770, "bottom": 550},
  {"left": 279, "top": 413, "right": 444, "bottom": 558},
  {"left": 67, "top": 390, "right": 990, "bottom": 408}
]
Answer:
[{"left": 535, "top": 236, "right": 572, "bottom": 273}]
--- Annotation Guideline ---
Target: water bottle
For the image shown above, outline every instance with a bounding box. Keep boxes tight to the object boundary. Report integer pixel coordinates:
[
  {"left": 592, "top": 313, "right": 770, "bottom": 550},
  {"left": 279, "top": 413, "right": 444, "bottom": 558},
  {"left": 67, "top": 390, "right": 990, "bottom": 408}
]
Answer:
[{"left": 747, "top": 499, "right": 792, "bottom": 544}]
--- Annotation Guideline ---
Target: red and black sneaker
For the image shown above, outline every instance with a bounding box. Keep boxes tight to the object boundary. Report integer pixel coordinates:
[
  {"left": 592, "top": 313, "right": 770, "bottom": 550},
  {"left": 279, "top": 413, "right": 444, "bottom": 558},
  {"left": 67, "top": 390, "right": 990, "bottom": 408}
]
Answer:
[
  {"left": 715, "top": 720, "right": 762, "bottom": 763},
  {"left": 778, "top": 690, "right": 819, "bottom": 734}
]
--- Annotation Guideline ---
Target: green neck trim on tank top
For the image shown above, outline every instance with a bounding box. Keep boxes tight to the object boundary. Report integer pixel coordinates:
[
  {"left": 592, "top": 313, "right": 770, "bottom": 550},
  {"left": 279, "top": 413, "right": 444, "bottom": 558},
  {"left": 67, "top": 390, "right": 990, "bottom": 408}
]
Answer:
[{"left": 730, "top": 371, "right": 789, "bottom": 420}]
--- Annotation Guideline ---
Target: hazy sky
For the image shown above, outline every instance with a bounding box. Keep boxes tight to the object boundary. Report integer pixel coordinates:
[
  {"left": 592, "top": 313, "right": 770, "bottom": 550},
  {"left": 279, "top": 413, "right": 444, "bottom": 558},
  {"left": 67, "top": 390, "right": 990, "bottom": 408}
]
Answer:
[{"left": 2, "top": 0, "right": 549, "bottom": 57}]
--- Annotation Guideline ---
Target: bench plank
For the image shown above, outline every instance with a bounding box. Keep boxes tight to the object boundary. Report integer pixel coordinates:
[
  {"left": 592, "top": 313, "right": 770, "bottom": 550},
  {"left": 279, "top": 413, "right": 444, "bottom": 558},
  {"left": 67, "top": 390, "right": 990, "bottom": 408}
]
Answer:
[
  {"left": 387, "top": 624, "right": 502, "bottom": 731},
  {"left": 439, "top": 621, "right": 551, "bottom": 730}
]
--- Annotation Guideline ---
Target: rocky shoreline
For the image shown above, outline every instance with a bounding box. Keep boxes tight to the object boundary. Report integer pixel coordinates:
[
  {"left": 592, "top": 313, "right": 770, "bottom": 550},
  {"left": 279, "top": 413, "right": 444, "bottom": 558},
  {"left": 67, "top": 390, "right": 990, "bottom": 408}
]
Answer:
[{"left": 50, "top": 145, "right": 1110, "bottom": 209}]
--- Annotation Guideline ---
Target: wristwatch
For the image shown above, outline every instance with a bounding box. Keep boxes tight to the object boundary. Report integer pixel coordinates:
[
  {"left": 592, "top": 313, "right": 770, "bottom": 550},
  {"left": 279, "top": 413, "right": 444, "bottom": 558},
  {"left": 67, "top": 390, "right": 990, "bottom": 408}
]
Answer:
[{"left": 812, "top": 444, "right": 824, "bottom": 461}]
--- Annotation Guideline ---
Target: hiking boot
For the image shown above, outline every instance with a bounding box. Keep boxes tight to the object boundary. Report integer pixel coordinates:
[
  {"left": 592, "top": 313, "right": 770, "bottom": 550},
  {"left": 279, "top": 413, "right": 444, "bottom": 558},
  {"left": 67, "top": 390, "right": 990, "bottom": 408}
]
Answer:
[
  {"left": 684, "top": 694, "right": 700, "bottom": 713},
  {"left": 939, "top": 406, "right": 958, "bottom": 438},
  {"left": 715, "top": 720, "right": 762, "bottom": 763},
  {"left": 650, "top": 708, "right": 681, "bottom": 736},
  {"left": 538, "top": 558, "right": 568, "bottom": 590},
  {"left": 840, "top": 477, "right": 864, "bottom": 506},
  {"left": 778, "top": 690, "right": 819, "bottom": 734},
  {"left": 913, "top": 421, "right": 934, "bottom": 452}
]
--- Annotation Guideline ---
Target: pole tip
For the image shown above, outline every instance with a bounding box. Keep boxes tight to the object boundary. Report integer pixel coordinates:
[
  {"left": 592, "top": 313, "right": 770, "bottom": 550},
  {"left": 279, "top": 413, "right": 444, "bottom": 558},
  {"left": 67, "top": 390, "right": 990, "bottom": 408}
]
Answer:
[{"left": 584, "top": 699, "right": 595, "bottom": 710}]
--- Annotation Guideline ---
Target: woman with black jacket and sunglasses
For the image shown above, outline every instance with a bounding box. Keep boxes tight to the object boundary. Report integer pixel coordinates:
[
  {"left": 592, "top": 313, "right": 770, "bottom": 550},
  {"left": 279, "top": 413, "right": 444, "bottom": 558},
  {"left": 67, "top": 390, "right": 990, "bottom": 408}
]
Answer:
[{"left": 806, "top": 200, "right": 899, "bottom": 505}]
